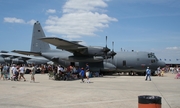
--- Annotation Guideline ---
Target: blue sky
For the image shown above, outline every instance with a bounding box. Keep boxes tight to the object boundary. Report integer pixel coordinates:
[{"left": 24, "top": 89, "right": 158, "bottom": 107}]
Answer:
[{"left": 0, "top": 0, "right": 180, "bottom": 60}]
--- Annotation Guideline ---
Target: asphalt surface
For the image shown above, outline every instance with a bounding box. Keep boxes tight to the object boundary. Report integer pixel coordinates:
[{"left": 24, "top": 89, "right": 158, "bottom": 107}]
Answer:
[{"left": 0, "top": 72, "right": 179, "bottom": 108}]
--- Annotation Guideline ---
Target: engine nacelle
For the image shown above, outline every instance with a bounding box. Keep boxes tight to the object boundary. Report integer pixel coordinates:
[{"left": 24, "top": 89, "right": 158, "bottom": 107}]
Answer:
[
  {"left": 67, "top": 56, "right": 104, "bottom": 62},
  {"left": 11, "top": 59, "right": 24, "bottom": 64},
  {"left": 4, "top": 57, "right": 11, "bottom": 61},
  {"left": 4, "top": 57, "right": 11, "bottom": 63},
  {"left": 86, "top": 47, "right": 107, "bottom": 56}
]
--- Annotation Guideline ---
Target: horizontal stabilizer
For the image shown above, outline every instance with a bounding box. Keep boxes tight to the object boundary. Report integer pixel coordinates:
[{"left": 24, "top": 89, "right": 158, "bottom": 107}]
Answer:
[{"left": 12, "top": 50, "right": 41, "bottom": 56}]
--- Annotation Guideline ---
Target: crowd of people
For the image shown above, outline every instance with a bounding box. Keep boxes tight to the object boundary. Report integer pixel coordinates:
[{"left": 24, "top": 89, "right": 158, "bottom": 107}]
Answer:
[
  {"left": 156, "top": 66, "right": 180, "bottom": 78},
  {"left": 0, "top": 64, "right": 38, "bottom": 82},
  {"left": 0, "top": 63, "right": 92, "bottom": 83},
  {"left": 1, "top": 63, "right": 180, "bottom": 83},
  {"left": 51, "top": 63, "right": 91, "bottom": 83},
  {"left": 144, "top": 66, "right": 180, "bottom": 81}
]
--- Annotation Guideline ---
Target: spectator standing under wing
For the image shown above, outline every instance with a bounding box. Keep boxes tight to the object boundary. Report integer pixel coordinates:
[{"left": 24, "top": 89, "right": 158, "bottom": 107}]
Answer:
[
  {"left": 85, "top": 63, "right": 90, "bottom": 83},
  {"left": 80, "top": 67, "right": 85, "bottom": 83}
]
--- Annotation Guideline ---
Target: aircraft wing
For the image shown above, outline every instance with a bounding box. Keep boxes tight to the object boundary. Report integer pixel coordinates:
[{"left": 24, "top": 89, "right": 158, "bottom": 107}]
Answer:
[
  {"left": 12, "top": 50, "right": 41, "bottom": 56},
  {"left": 39, "top": 37, "right": 87, "bottom": 53}
]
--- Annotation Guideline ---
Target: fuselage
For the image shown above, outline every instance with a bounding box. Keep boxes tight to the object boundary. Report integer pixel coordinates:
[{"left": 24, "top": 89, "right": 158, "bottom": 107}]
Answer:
[{"left": 103, "top": 51, "right": 165, "bottom": 75}]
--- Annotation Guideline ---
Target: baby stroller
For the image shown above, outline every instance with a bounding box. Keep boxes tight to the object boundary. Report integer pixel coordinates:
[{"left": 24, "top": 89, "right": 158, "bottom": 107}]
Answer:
[
  {"left": 11, "top": 71, "right": 19, "bottom": 81},
  {"left": 175, "top": 72, "right": 180, "bottom": 79}
]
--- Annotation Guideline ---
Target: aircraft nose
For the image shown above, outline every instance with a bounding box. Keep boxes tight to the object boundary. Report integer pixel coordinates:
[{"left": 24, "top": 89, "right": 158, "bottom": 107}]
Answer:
[{"left": 158, "top": 61, "right": 166, "bottom": 67}]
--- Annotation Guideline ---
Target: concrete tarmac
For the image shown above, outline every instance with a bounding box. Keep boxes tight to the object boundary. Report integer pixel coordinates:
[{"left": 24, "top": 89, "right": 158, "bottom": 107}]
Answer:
[{"left": 0, "top": 73, "right": 180, "bottom": 108}]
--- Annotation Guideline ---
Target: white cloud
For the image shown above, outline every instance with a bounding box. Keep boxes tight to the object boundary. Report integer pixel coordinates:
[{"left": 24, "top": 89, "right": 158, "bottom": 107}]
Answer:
[
  {"left": 118, "top": 0, "right": 175, "bottom": 4},
  {"left": 46, "top": 9, "right": 56, "bottom": 14},
  {"left": 44, "top": 0, "right": 118, "bottom": 39},
  {"left": 4, "top": 17, "right": 37, "bottom": 25},
  {"left": 63, "top": 0, "right": 107, "bottom": 13},
  {"left": 166, "top": 46, "right": 180, "bottom": 50},
  {"left": 4, "top": 17, "right": 25, "bottom": 24}
]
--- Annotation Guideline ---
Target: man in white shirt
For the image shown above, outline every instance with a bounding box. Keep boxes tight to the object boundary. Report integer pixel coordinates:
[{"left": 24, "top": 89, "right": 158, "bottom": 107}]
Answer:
[
  {"left": 19, "top": 64, "right": 26, "bottom": 81},
  {"left": 11, "top": 64, "right": 17, "bottom": 81}
]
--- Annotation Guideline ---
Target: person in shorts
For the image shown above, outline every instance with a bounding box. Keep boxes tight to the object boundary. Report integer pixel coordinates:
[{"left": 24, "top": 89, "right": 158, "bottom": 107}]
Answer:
[
  {"left": 19, "top": 64, "right": 26, "bottom": 81},
  {"left": 30, "top": 64, "right": 37, "bottom": 83}
]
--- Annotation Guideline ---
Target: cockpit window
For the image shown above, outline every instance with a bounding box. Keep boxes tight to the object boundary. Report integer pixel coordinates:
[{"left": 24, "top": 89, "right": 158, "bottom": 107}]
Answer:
[
  {"left": 148, "top": 53, "right": 155, "bottom": 58},
  {"left": 148, "top": 53, "right": 158, "bottom": 61},
  {"left": 148, "top": 53, "right": 159, "bottom": 63}
]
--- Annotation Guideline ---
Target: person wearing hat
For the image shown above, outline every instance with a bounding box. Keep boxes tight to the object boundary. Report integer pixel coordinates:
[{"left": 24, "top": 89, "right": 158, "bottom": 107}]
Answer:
[{"left": 145, "top": 67, "right": 151, "bottom": 81}]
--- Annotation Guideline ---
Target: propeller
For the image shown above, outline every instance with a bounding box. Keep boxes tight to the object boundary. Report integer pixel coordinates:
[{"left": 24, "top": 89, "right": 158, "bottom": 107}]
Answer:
[
  {"left": 110, "top": 41, "right": 117, "bottom": 60},
  {"left": 106, "top": 41, "right": 117, "bottom": 60},
  {"left": 101, "top": 36, "right": 111, "bottom": 63},
  {"left": 102, "top": 36, "right": 110, "bottom": 58}
]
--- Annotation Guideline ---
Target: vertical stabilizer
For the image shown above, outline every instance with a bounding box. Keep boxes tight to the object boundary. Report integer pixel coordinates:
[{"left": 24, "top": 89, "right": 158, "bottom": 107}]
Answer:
[{"left": 30, "top": 21, "right": 50, "bottom": 52}]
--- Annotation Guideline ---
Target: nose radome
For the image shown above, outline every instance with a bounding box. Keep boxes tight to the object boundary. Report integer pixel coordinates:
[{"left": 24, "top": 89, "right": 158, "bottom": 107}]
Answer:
[{"left": 158, "top": 61, "right": 166, "bottom": 67}]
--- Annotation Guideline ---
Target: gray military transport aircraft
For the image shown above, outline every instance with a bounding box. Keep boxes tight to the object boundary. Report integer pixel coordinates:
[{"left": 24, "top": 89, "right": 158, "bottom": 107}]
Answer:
[
  {"left": 13, "top": 21, "right": 165, "bottom": 75},
  {"left": 39, "top": 38, "right": 165, "bottom": 75}
]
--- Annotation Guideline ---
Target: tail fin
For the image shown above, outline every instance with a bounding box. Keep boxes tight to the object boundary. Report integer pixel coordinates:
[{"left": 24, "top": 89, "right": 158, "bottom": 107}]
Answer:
[{"left": 30, "top": 21, "right": 50, "bottom": 52}]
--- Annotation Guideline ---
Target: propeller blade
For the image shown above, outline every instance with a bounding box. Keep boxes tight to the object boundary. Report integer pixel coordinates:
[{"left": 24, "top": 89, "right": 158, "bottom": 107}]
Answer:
[
  {"left": 106, "top": 36, "right": 107, "bottom": 48},
  {"left": 103, "top": 36, "right": 110, "bottom": 53},
  {"left": 112, "top": 41, "right": 114, "bottom": 51},
  {"left": 111, "top": 41, "right": 116, "bottom": 60}
]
